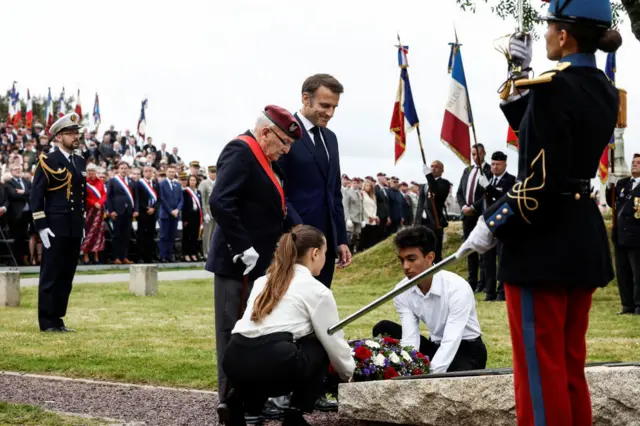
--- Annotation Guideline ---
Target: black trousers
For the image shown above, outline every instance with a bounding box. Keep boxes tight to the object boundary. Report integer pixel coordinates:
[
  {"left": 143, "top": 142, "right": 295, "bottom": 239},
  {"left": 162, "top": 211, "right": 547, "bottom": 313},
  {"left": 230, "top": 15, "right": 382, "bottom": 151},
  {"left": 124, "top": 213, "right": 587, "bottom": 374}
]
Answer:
[
  {"left": 360, "top": 224, "right": 379, "bottom": 251},
  {"left": 483, "top": 242, "right": 504, "bottom": 300},
  {"left": 462, "top": 216, "right": 480, "bottom": 290},
  {"left": 317, "top": 218, "right": 336, "bottom": 288},
  {"left": 372, "top": 320, "right": 487, "bottom": 372},
  {"left": 38, "top": 235, "right": 81, "bottom": 330},
  {"left": 137, "top": 212, "right": 157, "bottom": 262},
  {"left": 377, "top": 216, "right": 389, "bottom": 243},
  {"left": 182, "top": 217, "right": 200, "bottom": 257},
  {"left": 614, "top": 245, "right": 640, "bottom": 309},
  {"left": 10, "top": 212, "right": 31, "bottom": 264},
  {"left": 111, "top": 212, "right": 132, "bottom": 260},
  {"left": 223, "top": 332, "right": 329, "bottom": 414}
]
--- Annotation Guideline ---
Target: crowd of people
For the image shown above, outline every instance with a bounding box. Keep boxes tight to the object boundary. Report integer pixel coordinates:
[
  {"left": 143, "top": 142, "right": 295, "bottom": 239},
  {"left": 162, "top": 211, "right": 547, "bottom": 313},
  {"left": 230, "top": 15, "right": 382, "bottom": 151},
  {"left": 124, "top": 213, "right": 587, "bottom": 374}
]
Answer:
[{"left": 0, "top": 120, "right": 217, "bottom": 266}]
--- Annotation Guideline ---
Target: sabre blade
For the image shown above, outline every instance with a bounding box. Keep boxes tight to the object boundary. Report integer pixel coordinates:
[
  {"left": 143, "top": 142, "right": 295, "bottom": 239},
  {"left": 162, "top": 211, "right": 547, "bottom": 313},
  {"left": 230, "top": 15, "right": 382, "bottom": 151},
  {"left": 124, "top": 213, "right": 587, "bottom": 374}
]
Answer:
[{"left": 327, "top": 251, "right": 472, "bottom": 335}]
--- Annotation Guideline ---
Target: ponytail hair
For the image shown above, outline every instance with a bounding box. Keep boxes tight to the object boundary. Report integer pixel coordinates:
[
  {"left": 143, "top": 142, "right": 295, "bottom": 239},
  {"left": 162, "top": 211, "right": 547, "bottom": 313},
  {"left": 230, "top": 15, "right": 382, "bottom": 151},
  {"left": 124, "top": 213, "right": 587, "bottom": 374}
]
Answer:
[
  {"left": 251, "top": 225, "right": 326, "bottom": 322},
  {"left": 556, "top": 23, "right": 622, "bottom": 54}
]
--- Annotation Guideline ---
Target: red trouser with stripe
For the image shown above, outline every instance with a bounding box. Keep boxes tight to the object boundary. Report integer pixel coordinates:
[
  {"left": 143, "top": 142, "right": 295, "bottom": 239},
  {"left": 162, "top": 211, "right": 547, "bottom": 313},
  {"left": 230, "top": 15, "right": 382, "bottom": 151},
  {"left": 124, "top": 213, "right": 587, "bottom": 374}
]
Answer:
[{"left": 505, "top": 284, "right": 595, "bottom": 426}]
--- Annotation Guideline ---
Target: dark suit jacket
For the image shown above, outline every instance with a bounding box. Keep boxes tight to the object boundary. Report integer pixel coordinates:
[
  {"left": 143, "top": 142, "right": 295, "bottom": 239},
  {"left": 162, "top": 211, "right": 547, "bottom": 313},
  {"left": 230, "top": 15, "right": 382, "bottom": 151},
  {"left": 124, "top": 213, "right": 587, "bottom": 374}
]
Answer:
[
  {"left": 106, "top": 176, "right": 137, "bottom": 215},
  {"left": 388, "top": 188, "right": 404, "bottom": 223},
  {"left": 0, "top": 184, "right": 10, "bottom": 228},
  {"left": 456, "top": 163, "right": 492, "bottom": 211},
  {"left": 182, "top": 188, "right": 202, "bottom": 222},
  {"left": 475, "top": 172, "right": 516, "bottom": 214},
  {"left": 206, "top": 132, "right": 286, "bottom": 281},
  {"left": 136, "top": 178, "right": 160, "bottom": 218},
  {"left": 277, "top": 113, "right": 347, "bottom": 251},
  {"left": 159, "top": 179, "right": 184, "bottom": 219},
  {"left": 415, "top": 174, "right": 451, "bottom": 229},
  {"left": 607, "top": 177, "right": 640, "bottom": 248},
  {"left": 6, "top": 177, "right": 32, "bottom": 221},
  {"left": 375, "top": 184, "right": 390, "bottom": 219}
]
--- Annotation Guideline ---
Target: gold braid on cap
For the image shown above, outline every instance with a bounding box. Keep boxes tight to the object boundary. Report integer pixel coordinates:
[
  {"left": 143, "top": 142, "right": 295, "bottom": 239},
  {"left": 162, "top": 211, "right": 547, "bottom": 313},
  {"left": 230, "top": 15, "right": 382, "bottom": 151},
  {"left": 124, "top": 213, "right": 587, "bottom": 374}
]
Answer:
[
  {"left": 507, "top": 149, "right": 546, "bottom": 225},
  {"left": 36, "top": 153, "right": 72, "bottom": 200}
]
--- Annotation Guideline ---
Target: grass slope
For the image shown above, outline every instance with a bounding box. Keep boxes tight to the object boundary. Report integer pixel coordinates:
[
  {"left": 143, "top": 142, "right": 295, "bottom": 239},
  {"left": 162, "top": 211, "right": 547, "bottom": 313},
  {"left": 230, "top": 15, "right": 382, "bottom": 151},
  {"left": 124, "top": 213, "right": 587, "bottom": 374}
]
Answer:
[
  {"left": 0, "top": 402, "right": 107, "bottom": 425},
  {"left": 0, "top": 223, "right": 638, "bottom": 389}
]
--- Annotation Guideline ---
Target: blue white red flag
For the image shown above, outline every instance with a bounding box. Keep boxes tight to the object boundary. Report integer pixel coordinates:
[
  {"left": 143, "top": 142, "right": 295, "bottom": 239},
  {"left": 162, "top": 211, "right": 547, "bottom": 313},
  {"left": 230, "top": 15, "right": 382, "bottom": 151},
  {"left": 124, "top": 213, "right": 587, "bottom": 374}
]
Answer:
[
  {"left": 91, "top": 93, "right": 101, "bottom": 133},
  {"left": 58, "top": 87, "right": 66, "bottom": 118},
  {"left": 598, "top": 52, "right": 617, "bottom": 183},
  {"left": 45, "top": 88, "right": 54, "bottom": 131},
  {"left": 440, "top": 42, "right": 472, "bottom": 166},
  {"left": 390, "top": 41, "right": 420, "bottom": 164}
]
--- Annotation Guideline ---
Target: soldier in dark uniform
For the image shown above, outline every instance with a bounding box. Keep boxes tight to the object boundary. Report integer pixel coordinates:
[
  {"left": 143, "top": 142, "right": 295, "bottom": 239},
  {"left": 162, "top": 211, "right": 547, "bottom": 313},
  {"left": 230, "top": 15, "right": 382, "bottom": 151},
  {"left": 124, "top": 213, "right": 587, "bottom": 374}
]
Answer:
[
  {"left": 206, "top": 105, "right": 302, "bottom": 423},
  {"left": 458, "top": 0, "right": 622, "bottom": 424},
  {"left": 415, "top": 160, "right": 451, "bottom": 263},
  {"left": 607, "top": 153, "right": 640, "bottom": 315},
  {"left": 30, "top": 113, "right": 86, "bottom": 332}
]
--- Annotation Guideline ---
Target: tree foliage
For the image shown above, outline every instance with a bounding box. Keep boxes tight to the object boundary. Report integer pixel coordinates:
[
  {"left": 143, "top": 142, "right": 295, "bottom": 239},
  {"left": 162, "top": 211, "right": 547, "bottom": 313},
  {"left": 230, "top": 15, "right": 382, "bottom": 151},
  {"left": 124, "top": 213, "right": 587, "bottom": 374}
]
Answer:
[{"left": 456, "top": 0, "right": 637, "bottom": 40}]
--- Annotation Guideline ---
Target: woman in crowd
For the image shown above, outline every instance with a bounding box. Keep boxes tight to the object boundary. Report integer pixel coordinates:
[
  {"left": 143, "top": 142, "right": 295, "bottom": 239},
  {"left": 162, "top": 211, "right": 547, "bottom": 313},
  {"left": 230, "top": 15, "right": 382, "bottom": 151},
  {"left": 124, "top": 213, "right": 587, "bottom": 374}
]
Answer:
[
  {"left": 360, "top": 179, "right": 378, "bottom": 250},
  {"left": 219, "top": 225, "right": 355, "bottom": 426},
  {"left": 181, "top": 174, "right": 202, "bottom": 262},
  {"left": 82, "top": 164, "right": 107, "bottom": 264}
]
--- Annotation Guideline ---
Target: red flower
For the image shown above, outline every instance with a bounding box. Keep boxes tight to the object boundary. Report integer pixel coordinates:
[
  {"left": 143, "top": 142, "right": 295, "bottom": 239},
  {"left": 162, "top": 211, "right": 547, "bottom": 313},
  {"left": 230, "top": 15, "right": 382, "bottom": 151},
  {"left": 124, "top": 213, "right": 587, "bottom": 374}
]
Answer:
[
  {"left": 413, "top": 368, "right": 423, "bottom": 375},
  {"left": 354, "top": 346, "right": 373, "bottom": 361},
  {"left": 382, "top": 337, "right": 399, "bottom": 345},
  {"left": 383, "top": 366, "right": 399, "bottom": 379},
  {"left": 416, "top": 352, "right": 428, "bottom": 360}
]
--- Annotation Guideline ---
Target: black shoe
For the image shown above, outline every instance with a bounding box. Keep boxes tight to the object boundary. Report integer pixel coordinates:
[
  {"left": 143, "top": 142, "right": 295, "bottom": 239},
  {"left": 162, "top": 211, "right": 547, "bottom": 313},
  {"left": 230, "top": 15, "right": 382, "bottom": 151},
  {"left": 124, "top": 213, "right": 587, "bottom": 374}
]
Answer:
[
  {"left": 282, "top": 408, "right": 311, "bottom": 426},
  {"left": 217, "top": 403, "right": 247, "bottom": 426},
  {"left": 59, "top": 326, "right": 76, "bottom": 332},
  {"left": 42, "top": 327, "right": 62, "bottom": 333},
  {"left": 261, "top": 398, "right": 284, "bottom": 420},
  {"left": 314, "top": 395, "right": 338, "bottom": 412},
  {"left": 483, "top": 296, "right": 497, "bottom": 302},
  {"left": 617, "top": 308, "right": 634, "bottom": 315},
  {"left": 474, "top": 287, "right": 484, "bottom": 294},
  {"left": 496, "top": 295, "right": 506, "bottom": 302},
  {"left": 634, "top": 307, "right": 640, "bottom": 315}
]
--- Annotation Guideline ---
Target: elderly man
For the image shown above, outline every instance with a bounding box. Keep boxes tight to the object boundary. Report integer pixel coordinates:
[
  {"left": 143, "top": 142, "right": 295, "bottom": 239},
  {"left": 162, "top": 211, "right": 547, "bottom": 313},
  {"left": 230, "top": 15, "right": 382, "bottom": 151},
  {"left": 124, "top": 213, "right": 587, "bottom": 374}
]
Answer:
[{"left": 206, "top": 105, "right": 301, "bottom": 416}]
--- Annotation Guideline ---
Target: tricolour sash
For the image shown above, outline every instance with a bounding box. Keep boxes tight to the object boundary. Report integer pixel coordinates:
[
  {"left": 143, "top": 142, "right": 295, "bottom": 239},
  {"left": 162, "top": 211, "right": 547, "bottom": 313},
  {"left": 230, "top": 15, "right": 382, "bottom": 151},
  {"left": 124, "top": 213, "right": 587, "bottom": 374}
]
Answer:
[
  {"left": 139, "top": 178, "right": 158, "bottom": 204},
  {"left": 115, "top": 175, "right": 135, "bottom": 206},
  {"left": 236, "top": 134, "right": 285, "bottom": 213},
  {"left": 86, "top": 182, "right": 102, "bottom": 200},
  {"left": 185, "top": 186, "right": 203, "bottom": 227}
]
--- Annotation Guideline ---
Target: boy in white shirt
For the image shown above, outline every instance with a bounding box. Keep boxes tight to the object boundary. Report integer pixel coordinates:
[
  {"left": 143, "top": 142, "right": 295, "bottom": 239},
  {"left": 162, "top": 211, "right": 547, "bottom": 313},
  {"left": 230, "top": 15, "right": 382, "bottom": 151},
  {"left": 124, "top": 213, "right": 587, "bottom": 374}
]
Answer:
[{"left": 372, "top": 225, "right": 487, "bottom": 374}]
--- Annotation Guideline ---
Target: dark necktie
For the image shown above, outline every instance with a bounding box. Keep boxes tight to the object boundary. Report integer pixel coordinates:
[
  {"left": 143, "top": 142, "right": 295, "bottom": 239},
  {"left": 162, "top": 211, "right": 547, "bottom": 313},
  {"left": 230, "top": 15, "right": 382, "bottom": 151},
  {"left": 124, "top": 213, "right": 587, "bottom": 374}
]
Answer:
[
  {"left": 69, "top": 154, "right": 76, "bottom": 171},
  {"left": 467, "top": 167, "right": 479, "bottom": 205},
  {"left": 310, "top": 126, "right": 329, "bottom": 172}
]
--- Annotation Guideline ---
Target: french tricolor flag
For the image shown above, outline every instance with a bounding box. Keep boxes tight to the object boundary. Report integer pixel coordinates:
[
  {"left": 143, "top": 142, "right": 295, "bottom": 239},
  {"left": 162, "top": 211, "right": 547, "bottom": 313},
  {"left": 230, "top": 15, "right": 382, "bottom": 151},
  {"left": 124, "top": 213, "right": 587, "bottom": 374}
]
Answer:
[
  {"left": 45, "top": 88, "right": 54, "bottom": 132},
  {"left": 440, "top": 41, "right": 472, "bottom": 165},
  {"left": 25, "top": 90, "right": 33, "bottom": 129}
]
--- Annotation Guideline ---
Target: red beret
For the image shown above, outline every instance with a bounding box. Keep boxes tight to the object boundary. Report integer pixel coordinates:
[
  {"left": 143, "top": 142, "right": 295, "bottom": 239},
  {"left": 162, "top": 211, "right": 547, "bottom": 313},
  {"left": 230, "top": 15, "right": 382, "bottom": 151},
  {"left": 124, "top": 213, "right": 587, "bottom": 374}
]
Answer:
[
  {"left": 342, "top": 174, "right": 350, "bottom": 179},
  {"left": 365, "top": 176, "right": 375, "bottom": 181},
  {"left": 263, "top": 105, "right": 302, "bottom": 140},
  {"left": 400, "top": 182, "right": 408, "bottom": 186},
  {"left": 377, "top": 172, "right": 386, "bottom": 177}
]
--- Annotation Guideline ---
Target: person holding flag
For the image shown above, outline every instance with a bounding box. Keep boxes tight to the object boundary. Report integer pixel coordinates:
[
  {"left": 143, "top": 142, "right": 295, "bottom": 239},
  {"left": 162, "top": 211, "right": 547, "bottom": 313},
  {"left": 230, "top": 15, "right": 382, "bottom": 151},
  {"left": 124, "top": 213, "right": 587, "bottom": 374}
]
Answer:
[
  {"left": 457, "top": 0, "right": 622, "bottom": 425},
  {"left": 82, "top": 164, "right": 107, "bottom": 264},
  {"left": 106, "top": 161, "right": 138, "bottom": 264}
]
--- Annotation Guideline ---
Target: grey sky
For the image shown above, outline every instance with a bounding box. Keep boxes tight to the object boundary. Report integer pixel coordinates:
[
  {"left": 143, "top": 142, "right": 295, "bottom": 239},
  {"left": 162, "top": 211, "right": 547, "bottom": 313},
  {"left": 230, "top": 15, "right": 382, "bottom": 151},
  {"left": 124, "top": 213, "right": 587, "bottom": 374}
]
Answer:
[{"left": 5, "top": 0, "right": 638, "bottom": 188}]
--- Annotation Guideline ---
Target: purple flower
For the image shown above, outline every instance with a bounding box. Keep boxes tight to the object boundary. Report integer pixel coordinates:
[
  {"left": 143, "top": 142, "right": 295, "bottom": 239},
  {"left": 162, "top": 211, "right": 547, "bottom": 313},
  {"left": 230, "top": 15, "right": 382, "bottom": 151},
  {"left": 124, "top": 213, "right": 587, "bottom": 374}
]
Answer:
[
  {"left": 364, "top": 368, "right": 371, "bottom": 376},
  {"left": 354, "top": 341, "right": 362, "bottom": 348}
]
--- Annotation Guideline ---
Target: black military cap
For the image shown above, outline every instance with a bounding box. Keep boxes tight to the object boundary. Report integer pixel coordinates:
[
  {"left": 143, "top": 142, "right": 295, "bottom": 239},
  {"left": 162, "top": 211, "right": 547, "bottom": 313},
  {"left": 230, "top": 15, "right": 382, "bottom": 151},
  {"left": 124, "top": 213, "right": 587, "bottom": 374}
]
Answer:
[{"left": 492, "top": 151, "right": 507, "bottom": 161}]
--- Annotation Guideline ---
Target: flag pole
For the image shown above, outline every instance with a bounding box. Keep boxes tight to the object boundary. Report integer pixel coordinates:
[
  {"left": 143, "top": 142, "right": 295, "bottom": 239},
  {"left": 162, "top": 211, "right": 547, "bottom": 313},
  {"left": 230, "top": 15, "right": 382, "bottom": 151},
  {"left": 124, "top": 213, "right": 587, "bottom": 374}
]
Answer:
[{"left": 454, "top": 26, "right": 479, "bottom": 163}]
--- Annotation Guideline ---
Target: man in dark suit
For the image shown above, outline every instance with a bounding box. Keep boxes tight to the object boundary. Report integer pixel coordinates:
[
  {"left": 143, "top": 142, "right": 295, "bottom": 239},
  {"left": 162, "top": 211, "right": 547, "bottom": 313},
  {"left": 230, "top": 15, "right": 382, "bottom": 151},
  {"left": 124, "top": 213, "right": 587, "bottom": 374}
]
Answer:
[
  {"left": 415, "top": 160, "right": 451, "bottom": 263},
  {"left": 456, "top": 143, "right": 492, "bottom": 291},
  {"left": 476, "top": 151, "right": 516, "bottom": 301},
  {"left": 30, "top": 113, "right": 86, "bottom": 332},
  {"left": 607, "top": 153, "right": 640, "bottom": 315},
  {"left": 158, "top": 165, "right": 183, "bottom": 262},
  {"left": 277, "top": 74, "right": 351, "bottom": 289},
  {"left": 207, "top": 105, "right": 300, "bottom": 418},
  {"left": 387, "top": 176, "right": 404, "bottom": 234},
  {"left": 136, "top": 165, "right": 160, "bottom": 263},
  {"left": 375, "top": 172, "right": 391, "bottom": 242},
  {"left": 6, "top": 163, "right": 32, "bottom": 265},
  {"left": 106, "top": 161, "right": 138, "bottom": 264}
]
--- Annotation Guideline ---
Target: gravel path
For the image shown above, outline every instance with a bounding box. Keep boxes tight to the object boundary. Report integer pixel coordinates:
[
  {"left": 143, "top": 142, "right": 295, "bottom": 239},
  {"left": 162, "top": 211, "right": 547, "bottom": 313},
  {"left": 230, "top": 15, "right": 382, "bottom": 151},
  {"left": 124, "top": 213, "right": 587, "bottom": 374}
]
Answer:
[{"left": 0, "top": 372, "right": 369, "bottom": 425}]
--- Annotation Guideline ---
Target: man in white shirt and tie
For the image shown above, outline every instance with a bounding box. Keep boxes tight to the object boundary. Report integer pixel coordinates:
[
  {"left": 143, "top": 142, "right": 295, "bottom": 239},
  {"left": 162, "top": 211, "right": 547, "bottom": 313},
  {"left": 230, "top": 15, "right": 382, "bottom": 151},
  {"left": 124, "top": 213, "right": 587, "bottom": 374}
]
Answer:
[{"left": 372, "top": 225, "right": 487, "bottom": 373}]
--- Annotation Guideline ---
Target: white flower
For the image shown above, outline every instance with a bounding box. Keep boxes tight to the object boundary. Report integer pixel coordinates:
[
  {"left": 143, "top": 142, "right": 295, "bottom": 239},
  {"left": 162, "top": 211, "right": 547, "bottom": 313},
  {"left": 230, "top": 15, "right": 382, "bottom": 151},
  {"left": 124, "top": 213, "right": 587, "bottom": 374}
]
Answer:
[
  {"left": 373, "top": 354, "right": 386, "bottom": 367},
  {"left": 365, "top": 340, "right": 381, "bottom": 349},
  {"left": 389, "top": 352, "right": 401, "bottom": 364},
  {"left": 401, "top": 351, "right": 412, "bottom": 362}
]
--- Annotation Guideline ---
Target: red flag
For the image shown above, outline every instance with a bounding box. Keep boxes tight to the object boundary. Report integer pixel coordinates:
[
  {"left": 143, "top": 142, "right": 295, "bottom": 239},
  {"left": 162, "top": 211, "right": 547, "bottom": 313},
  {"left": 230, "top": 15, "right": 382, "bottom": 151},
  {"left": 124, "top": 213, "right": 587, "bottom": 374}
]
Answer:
[
  {"left": 390, "top": 76, "right": 407, "bottom": 163},
  {"left": 506, "top": 126, "right": 519, "bottom": 151},
  {"left": 74, "top": 89, "right": 82, "bottom": 120},
  {"left": 25, "top": 90, "right": 33, "bottom": 129},
  {"left": 598, "top": 147, "right": 609, "bottom": 183}
]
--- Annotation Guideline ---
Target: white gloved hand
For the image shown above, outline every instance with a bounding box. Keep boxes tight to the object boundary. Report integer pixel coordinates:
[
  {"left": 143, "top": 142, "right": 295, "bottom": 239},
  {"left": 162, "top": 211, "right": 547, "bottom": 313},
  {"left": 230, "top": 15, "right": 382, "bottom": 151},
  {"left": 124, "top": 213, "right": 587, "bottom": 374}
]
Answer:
[
  {"left": 361, "top": 221, "right": 367, "bottom": 228},
  {"left": 233, "top": 246, "right": 260, "bottom": 276},
  {"left": 422, "top": 164, "right": 429, "bottom": 176},
  {"left": 455, "top": 219, "right": 497, "bottom": 259},
  {"left": 509, "top": 34, "right": 532, "bottom": 71},
  {"left": 346, "top": 219, "right": 354, "bottom": 232},
  {"left": 607, "top": 175, "right": 619, "bottom": 187},
  {"left": 204, "top": 214, "right": 211, "bottom": 224},
  {"left": 39, "top": 228, "right": 56, "bottom": 249},
  {"left": 477, "top": 174, "right": 490, "bottom": 189}
]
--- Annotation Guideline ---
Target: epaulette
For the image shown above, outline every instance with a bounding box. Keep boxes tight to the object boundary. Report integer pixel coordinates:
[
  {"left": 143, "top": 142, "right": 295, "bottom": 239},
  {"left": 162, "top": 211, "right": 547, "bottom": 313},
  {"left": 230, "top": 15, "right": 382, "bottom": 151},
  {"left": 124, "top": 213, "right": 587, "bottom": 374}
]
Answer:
[{"left": 515, "top": 62, "right": 571, "bottom": 88}]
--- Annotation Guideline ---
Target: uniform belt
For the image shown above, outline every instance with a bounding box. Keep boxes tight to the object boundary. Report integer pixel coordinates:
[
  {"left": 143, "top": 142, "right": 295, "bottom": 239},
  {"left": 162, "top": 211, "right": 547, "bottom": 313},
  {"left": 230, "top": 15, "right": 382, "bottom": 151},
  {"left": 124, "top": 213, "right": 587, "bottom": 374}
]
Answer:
[{"left": 561, "top": 179, "right": 592, "bottom": 197}]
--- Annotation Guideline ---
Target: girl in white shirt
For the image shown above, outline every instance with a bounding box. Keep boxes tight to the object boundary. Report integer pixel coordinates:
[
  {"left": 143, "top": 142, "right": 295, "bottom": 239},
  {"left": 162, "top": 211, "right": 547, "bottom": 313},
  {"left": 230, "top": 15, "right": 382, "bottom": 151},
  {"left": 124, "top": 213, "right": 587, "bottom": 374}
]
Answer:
[{"left": 219, "top": 225, "right": 355, "bottom": 426}]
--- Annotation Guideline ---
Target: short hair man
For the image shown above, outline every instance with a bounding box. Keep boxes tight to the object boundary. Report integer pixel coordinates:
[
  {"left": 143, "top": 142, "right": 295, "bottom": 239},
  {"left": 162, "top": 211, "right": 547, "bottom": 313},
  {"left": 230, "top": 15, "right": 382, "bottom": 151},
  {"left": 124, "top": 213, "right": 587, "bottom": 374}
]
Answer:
[
  {"left": 106, "top": 161, "right": 138, "bottom": 264},
  {"left": 158, "top": 165, "right": 183, "bottom": 262},
  {"left": 136, "top": 165, "right": 161, "bottom": 263},
  {"left": 372, "top": 226, "right": 487, "bottom": 373},
  {"left": 416, "top": 160, "right": 452, "bottom": 263}
]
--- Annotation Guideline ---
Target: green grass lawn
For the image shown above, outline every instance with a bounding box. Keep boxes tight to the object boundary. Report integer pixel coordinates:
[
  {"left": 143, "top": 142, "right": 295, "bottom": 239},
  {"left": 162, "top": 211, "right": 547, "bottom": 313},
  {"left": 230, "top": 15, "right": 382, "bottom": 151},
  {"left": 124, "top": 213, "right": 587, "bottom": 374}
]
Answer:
[
  {"left": 0, "top": 402, "right": 107, "bottom": 425},
  {"left": 19, "top": 266, "right": 203, "bottom": 279},
  {"left": 0, "top": 223, "right": 638, "bottom": 390}
]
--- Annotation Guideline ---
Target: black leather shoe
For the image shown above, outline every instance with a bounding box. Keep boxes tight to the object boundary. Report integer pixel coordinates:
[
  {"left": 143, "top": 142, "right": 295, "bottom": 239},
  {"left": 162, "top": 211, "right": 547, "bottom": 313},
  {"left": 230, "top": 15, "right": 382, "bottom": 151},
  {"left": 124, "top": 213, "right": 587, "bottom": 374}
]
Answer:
[
  {"left": 483, "top": 296, "right": 497, "bottom": 302},
  {"left": 314, "top": 395, "right": 338, "bottom": 412},
  {"left": 218, "top": 402, "right": 248, "bottom": 426},
  {"left": 59, "top": 326, "right": 76, "bottom": 332},
  {"left": 617, "top": 308, "right": 634, "bottom": 315},
  {"left": 634, "top": 307, "right": 640, "bottom": 315},
  {"left": 42, "top": 327, "right": 62, "bottom": 333},
  {"left": 496, "top": 295, "right": 506, "bottom": 302},
  {"left": 261, "top": 398, "right": 284, "bottom": 420}
]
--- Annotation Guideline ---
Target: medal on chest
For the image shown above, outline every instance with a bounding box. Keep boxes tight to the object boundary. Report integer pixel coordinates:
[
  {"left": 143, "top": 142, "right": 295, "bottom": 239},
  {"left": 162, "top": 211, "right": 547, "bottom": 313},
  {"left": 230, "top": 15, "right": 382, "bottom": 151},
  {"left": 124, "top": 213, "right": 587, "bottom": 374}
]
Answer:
[{"left": 634, "top": 197, "right": 640, "bottom": 219}]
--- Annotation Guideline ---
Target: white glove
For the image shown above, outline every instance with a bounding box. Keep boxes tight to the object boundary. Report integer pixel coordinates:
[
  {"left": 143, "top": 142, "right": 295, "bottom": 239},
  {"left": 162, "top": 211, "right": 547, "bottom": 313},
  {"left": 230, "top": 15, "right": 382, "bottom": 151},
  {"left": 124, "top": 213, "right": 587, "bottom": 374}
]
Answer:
[
  {"left": 39, "top": 228, "right": 56, "bottom": 249},
  {"left": 346, "top": 219, "right": 354, "bottom": 232},
  {"left": 607, "top": 175, "right": 619, "bottom": 187},
  {"left": 204, "top": 214, "right": 211, "bottom": 224},
  {"left": 422, "top": 164, "right": 429, "bottom": 176},
  {"left": 509, "top": 34, "right": 532, "bottom": 71},
  {"left": 361, "top": 221, "right": 367, "bottom": 228},
  {"left": 233, "top": 246, "right": 259, "bottom": 276},
  {"left": 455, "top": 219, "right": 497, "bottom": 259},
  {"left": 477, "top": 174, "right": 490, "bottom": 189}
]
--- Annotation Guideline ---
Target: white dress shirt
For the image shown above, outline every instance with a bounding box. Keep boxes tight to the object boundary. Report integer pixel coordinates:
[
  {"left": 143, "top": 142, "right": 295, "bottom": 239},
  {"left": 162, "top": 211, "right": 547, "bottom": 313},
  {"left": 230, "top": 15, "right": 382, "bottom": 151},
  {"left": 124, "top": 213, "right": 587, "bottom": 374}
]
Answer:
[
  {"left": 233, "top": 264, "right": 355, "bottom": 381},
  {"left": 393, "top": 270, "right": 482, "bottom": 374},
  {"left": 297, "top": 111, "right": 330, "bottom": 160},
  {"left": 632, "top": 178, "right": 639, "bottom": 191}
]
